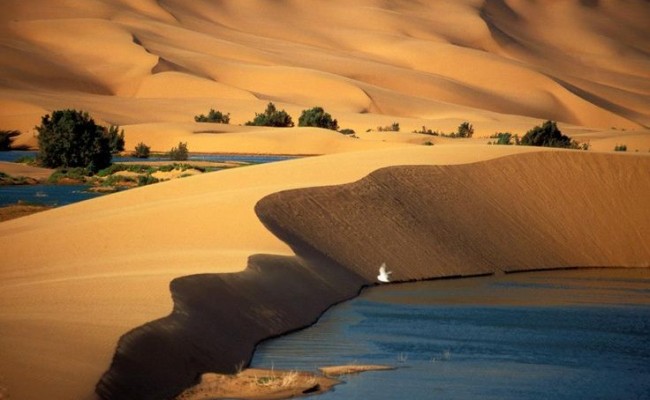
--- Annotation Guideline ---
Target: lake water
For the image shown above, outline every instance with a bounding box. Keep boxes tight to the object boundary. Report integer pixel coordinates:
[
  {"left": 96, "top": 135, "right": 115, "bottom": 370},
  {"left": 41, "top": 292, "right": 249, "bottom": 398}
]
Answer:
[
  {"left": 0, "top": 151, "right": 297, "bottom": 164},
  {"left": 0, "top": 184, "right": 101, "bottom": 207},
  {"left": 252, "top": 269, "right": 650, "bottom": 400},
  {"left": 0, "top": 152, "right": 299, "bottom": 207}
]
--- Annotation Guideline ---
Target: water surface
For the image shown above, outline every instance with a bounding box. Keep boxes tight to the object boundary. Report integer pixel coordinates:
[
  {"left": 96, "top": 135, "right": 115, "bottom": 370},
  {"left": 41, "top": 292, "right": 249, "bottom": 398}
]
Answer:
[
  {"left": 0, "top": 184, "right": 100, "bottom": 207},
  {"left": 252, "top": 269, "right": 650, "bottom": 400}
]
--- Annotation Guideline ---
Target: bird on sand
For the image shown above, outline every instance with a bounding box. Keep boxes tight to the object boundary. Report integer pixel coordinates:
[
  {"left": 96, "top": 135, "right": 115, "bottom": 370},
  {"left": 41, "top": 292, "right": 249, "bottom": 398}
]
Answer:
[{"left": 377, "top": 263, "right": 392, "bottom": 283}]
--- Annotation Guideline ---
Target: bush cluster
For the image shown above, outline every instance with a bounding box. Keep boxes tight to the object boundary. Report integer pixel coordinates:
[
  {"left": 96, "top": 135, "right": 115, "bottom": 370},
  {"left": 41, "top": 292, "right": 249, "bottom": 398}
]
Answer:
[
  {"left": 246, "top": 103, "right": 294, "bottom": 127},
  {"left": 195, "top": 109, "right": 230, "bottom": 124},
  {"left": 298, "top": 107, "right": 338, "bottom": 130}
]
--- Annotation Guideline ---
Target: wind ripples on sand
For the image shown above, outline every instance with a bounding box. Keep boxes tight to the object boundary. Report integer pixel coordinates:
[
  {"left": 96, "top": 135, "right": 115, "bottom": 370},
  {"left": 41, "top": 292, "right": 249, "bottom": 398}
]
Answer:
[{"left": 252, "top": 269, "right": 650, "bottom": 400}]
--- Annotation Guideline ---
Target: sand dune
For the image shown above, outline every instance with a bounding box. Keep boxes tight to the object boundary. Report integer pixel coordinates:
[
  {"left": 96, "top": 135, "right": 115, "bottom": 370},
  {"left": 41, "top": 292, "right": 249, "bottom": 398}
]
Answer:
[
  {"left": 97, "top": 151, "right": 649, "bottom": 399},
  {"left": 1, "top": 0, "right": 649, "bottom": 149}
]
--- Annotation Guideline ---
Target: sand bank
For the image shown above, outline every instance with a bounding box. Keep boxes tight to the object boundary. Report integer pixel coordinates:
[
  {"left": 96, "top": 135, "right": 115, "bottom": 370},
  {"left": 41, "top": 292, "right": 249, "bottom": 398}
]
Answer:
[{"left": 97, "top": 151, "right": 649, "bottom": 400}]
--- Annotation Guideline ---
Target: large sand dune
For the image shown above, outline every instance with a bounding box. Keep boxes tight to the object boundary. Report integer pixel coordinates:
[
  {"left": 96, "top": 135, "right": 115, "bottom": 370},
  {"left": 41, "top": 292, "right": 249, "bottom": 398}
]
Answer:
[
  {"left": 1, "top": 0, "right": 649, "bottom": 151},
  {"left": 98, "top": 151, "right": 649, "bottom": 400}
]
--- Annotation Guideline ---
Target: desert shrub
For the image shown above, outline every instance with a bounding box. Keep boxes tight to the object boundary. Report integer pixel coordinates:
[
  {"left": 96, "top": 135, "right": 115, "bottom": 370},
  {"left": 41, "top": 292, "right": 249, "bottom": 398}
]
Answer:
[
  {"left": 339, "top": 128, "right": 356, "bottom": 135},
  {"left": 169, "top": 142, "right": 189, "bottom": 161},
  {"left": 245, "top": 103, "right": 294, "bottom": 127},
  {"left": 298, "top": 107, "right": 338, "bottom": 130},
  {"left": 36, "top": 109, "right": 112, "bottom": 172},
  {"left": 414, "top": 126, "right": 440, "bottom": 136},
  {"left": 377, "top": 122, "right": 400, "bottom": 132},
  {"left": 0, "top": 130, "right": 20, "bottom": 151},
  {"left": 614, "top": 144, "right": 627, "bottom": 152},
  {"left": 138, "top": 175, "right": 159, "bottom": 186},
  {"left": 520, "top": 120, "right": 575, "bottom": 148},
  {"left": 133, "top": 142, "right": 151, "bottom": 158},
  {"left": 194, "top": 109, "right": 230, "bottom": 124},
  {"left": 105, "top": 125, "right": 125, "bottom": 153},
  {"left": 423, "top": 141, "right": 434, "bottom": 146},
  {"left": 456, "top": 122, "right": 474, "bottom": 138},
  {"left": 47, "top": 167, "right": 91, "bottom": 184},
  {"left": 491, "top": 132, "right": 516, "bottom": 145}
]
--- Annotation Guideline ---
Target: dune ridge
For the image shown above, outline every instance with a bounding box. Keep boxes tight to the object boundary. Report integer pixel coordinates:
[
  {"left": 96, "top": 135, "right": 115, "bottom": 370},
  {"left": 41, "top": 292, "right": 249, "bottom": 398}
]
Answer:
[{"left": 96, "top": 151, "right": 649, "bottom": 400}]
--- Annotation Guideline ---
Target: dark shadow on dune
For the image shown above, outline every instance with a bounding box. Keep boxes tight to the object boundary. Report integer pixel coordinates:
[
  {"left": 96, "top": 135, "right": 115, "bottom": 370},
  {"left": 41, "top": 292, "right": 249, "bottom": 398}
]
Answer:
[
  {"left": 96, "top": 252, "right": 367, "bottom": 400},
  {"left": 96, "top": 152, "right": 650, "bottom": 400}
]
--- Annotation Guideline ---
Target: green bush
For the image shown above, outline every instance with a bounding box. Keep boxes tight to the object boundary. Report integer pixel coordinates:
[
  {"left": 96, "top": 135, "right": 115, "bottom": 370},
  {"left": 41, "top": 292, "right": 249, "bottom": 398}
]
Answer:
[
  {"left": 138, "top": 175, "right": 159, "bottom": 186},
  {"left": 456, "top": 122, "right": 474, "bottom": 138},
  {"left": 195, "top": 109, "right": 230, "bottom": 124},
  {"left": 133, "top": 142, "right": 151, "bottom": 158},
  {"left": 491, "top": 132, "right": 517, "bottom": 145},
  {"left": 298, "top": 107, "right": 338, "bottom": 130},
  {"left": 245, "top": 103, "right": 294, "bottom": 127},
  {"left": 105, "top": 125, "right": 125, "bottom": 153},
  {"left": 614, "top": 144, "right": 627, "bottom": 152},
  {"left": 169, "top": 142, "right": 189, "bottom": 161},
  {"left": 520, "top": 120, "right": 574, "bottom": 148},
  {"left": 36, "top": 109, "right": 112, "bottom": 172},
  {"left": 0, "top": 130, "right": 20, "bottom": 151},
  {"left": 414, "top": 126, "right": 441, "bottom": 136},
  {"left": 339, "top": 128, "right": 356, "bottom": 135}
]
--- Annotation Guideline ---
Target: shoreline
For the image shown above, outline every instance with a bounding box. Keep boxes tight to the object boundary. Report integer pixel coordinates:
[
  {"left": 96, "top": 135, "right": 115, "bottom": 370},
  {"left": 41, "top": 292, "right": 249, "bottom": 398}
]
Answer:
[{"left": 97, "top": 152, "right": 650, "bottom": 400}]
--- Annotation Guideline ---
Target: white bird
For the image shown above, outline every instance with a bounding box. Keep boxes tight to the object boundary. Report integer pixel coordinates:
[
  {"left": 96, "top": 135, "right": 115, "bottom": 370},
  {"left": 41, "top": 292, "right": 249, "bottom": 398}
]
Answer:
[{"left": 377, "top": 263, "right": 392, "bottom": 283}]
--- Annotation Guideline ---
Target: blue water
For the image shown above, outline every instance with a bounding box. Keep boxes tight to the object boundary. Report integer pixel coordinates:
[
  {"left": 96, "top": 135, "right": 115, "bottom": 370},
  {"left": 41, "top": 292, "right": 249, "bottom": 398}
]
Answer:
[
  {"left": 0, "top": 184, "right": 101, "bottom": 207},
  {"left": 252, "top": 269, "right": 650, "bottom": 400},
  {"left": 0, "top": 151, "right": 297, "bottom": 164},
  {"left": 1, "top": 152, "right": 299, "bottom": 207}
]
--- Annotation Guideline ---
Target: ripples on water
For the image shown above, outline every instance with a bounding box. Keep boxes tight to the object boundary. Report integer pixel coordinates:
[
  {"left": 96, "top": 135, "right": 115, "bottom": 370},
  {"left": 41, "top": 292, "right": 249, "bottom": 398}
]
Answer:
[{"left": 252, "top": 269, "right": 650, "bottom": 400}]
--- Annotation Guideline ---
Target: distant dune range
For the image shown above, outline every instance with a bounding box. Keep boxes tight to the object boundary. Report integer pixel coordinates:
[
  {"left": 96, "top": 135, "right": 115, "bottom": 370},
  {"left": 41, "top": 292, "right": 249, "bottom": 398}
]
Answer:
[
  {"left": 1, "top": 0, "right": 649, "bottom": 152},
  {"left": 96, "top": 151, "right": 650, "bottom": 400},
  {"left": 1, "top": 1, "right": 650, "bottom": 399}
]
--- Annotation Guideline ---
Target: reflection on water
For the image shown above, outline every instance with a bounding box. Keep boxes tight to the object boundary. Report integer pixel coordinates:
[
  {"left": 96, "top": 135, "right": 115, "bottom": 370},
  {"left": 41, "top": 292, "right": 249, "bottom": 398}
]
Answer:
[{"left": 252, "top": 269, "right": 650, "bottom": 399}]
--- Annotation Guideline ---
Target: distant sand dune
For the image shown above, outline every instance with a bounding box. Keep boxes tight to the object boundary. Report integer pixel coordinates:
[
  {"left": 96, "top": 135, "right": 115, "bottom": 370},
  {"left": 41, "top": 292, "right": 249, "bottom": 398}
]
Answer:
[{"left": 1, "top": 0, "right": 649, "bottom": 147}]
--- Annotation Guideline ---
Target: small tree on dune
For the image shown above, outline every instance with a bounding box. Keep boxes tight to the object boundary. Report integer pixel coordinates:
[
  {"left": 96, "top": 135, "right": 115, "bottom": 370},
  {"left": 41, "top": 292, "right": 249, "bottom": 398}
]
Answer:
[
  {"left": 298, "top": 107, "right": 339, "bottom": 130},
  {"left": 245, "top": 103, "right": 294, "bottom": 127}
]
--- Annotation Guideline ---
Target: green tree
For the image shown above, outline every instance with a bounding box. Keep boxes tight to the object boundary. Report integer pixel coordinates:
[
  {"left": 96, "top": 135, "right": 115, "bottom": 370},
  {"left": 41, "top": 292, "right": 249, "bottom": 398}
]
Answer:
[
  {"left": 195, "top": 109, "right": 230, "bottom": 124},
  {"left": 105, "top": 125, "right": 125, "bottom": 153},
  {"left": 0, "top": 130, "right": 20, "bottom": 151},
  {"left": 245, "top": 103, "right": 294, "bottom": 127},
  {"left": 169, "top": 142, "right": 189, "bottom": 161},
  {"left": 456, "top": 122, "right": 474, "bottom": 138},
  {"left": 133, "top": 142, "right": 151, "bottom": 158},
  {"left": 520, "top": 120, "right": 573, "bottom": 148},
  {"left": 298, "top": 107, "right": 339, "bottom": 130},
  {"left": 36, "top": 109, "right": 111, "bottom": 172}
]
